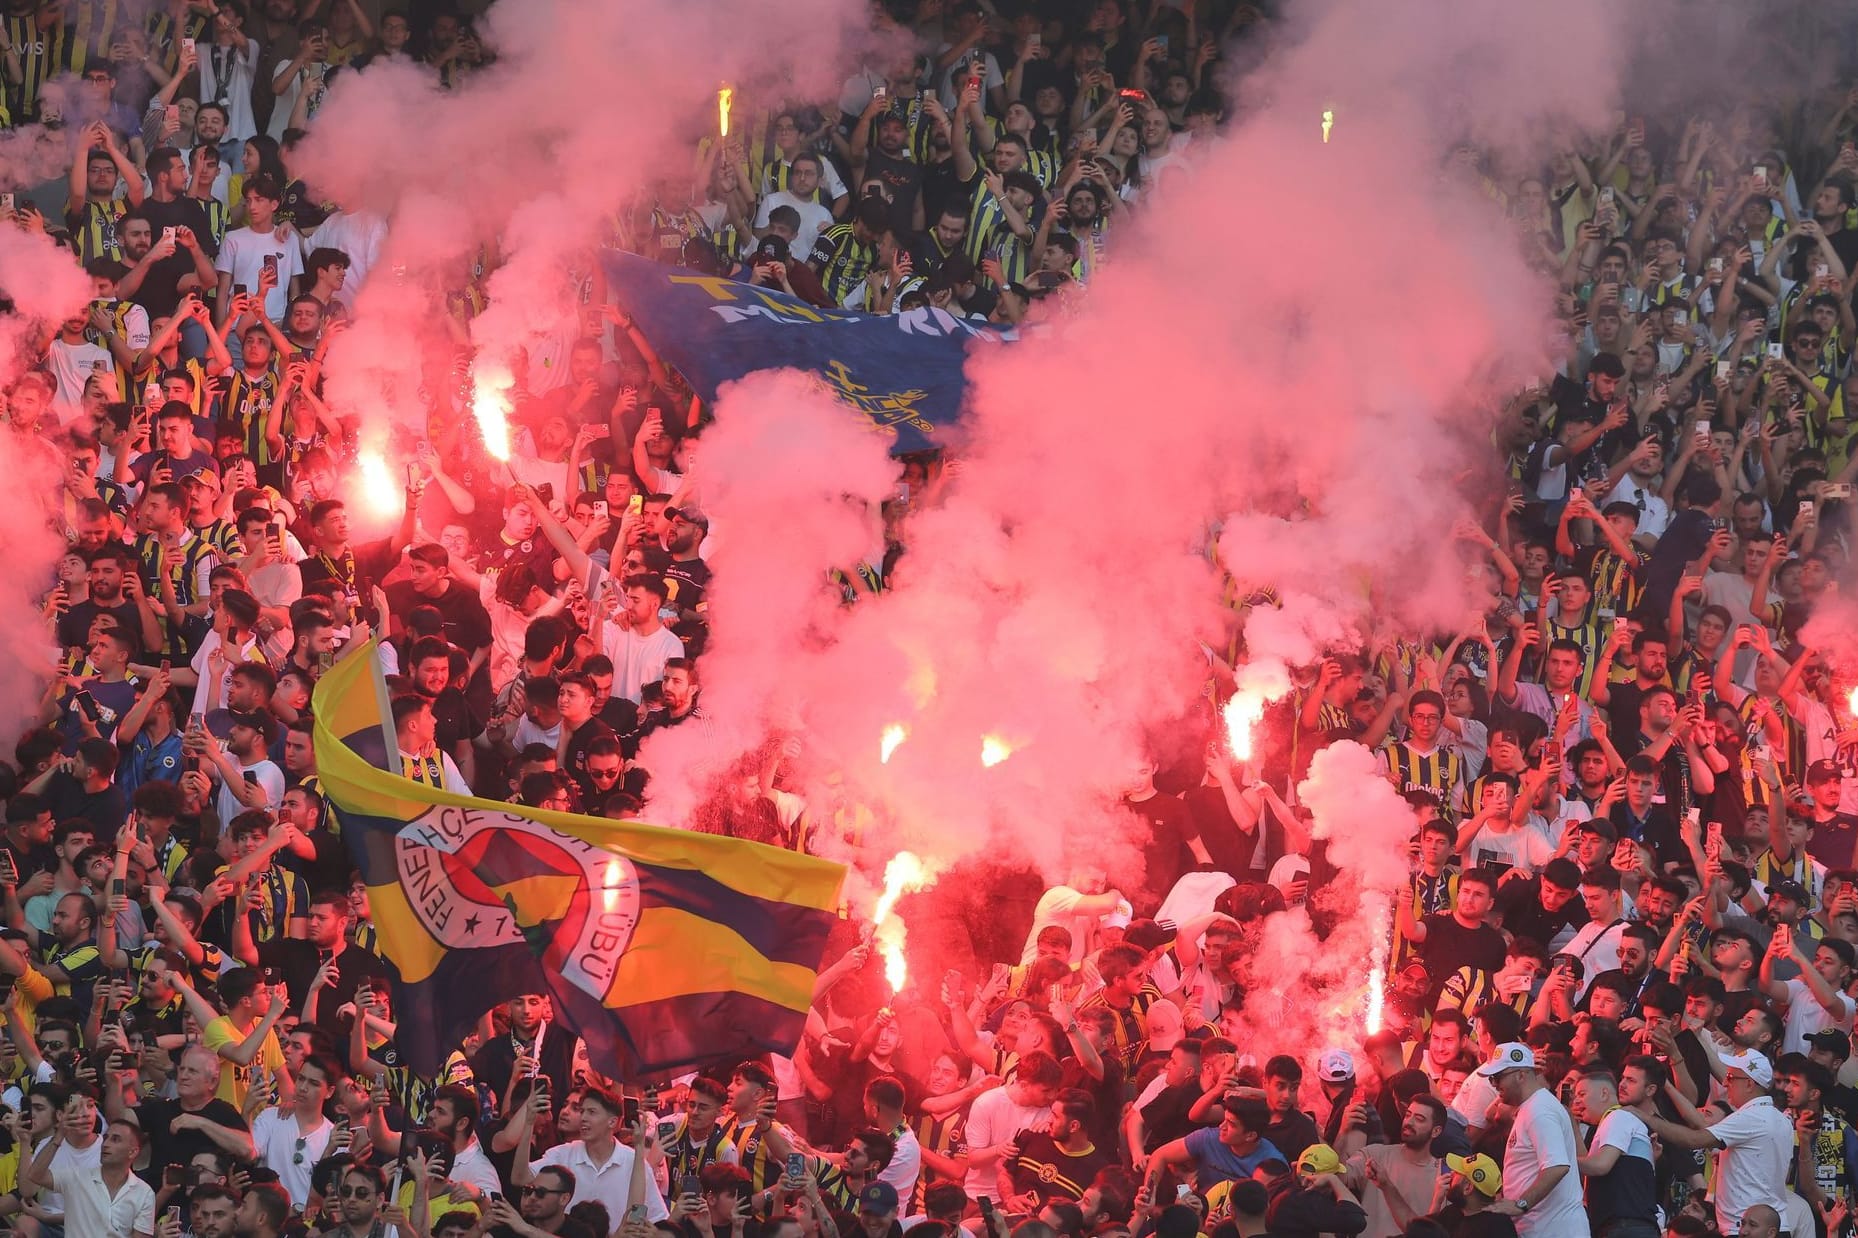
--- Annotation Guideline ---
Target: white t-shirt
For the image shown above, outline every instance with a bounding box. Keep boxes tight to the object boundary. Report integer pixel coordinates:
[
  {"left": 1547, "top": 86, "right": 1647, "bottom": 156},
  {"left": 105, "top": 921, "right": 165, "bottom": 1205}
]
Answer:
[
  {"left": 216, "top": 225, "right": 304, "bottom": 322},
  {"left": 1501, "top": 1087, "right": 1586, "bottom": 1237},
  {"left": 216, "top": 756, "right": 286, "bottom": 822},
  {"left": 1781, "top": 975, "right": 1856, "bottom": 1054},
  {"left": 1563, "top": 917, "right": 1627, "bottom": 1000},
  {"left": 189, "top": 630, "right": 266, "bottom": 715},
  {"left": 1707, "top": 1095, "right": 1794, "bottom": 1235},
  {"left": 600, "top": 622, "right": 684, "bottom": 704},
  {"left": 1020, "top": 885, "right": 1119, "bottom": 965},
  {"left": 1464, "top": 823, "right": 1553, "bottom": 877},
  {"left": 753, "top": 190, "right": 836, "bottom": 261},
  {"left": 1449, "top": 1070, "right": 1501, "bottom": 1132},
  {"left": 251, "top": 1108, "right": 333, "bottom": 1207},
  {"left": 879, "top": 1124, "right": 922, "bottom": 1204},
  {"left": 961, "top": 1086, "right": 1053, "bottom": 1199},
  {"left": 46, "top": 338, "right": 114, "bottom": 420},
  {"left": 1602, "top": 476, "right": 1671, "bottom": 539}
]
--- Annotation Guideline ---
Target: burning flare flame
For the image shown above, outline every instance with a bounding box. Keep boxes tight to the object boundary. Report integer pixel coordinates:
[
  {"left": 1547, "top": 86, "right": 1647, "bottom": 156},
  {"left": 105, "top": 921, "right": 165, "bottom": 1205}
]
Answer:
[
  {"left": 1364, "top": 894, "right": 1391, "bottom": 1034},
  {"left": 872, "top": 852, "right": 927, "bottom": 994},
  {"left": 471, "top": 369, "right": 513, "bottom": 463},
  {"left": 880, "top": 724, "right": 907, "bottom": 764},
  {"left": 1321, "top": 109, "right": 1334, "bottom": 143},
  {"left": 1848, "top": 686, "right": 1858, "bottom": 719},
  {"left": 355, "top": 449, "right": 399, "bottom": 518},
  {"left": 1222, "top": 692, "right": 1266, "bottom": 762},
  {"left": 980, "top": 735, "right": 1012, "bottom": 767},
  {"left": 718, "top": 86, "right": 733, "bottom": 137}
]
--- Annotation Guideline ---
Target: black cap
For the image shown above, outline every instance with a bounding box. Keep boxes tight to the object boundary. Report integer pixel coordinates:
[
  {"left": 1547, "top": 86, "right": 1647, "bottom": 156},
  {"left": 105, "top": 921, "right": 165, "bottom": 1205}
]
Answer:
[
  {"left": 1123, "top": 918, "right": 1176, "bottom": 952},
  {"left": 664, "top": 506, "right": 709, "bottom": 530},
  {"left": 1809, "top": 1029, "right": 1853, "bottom": 1060},
  {"left": 1769, "top": 878, "right": 1811, "bottom": 905},
  {"left": 1807, "top": 759, "right": 1842, "bottom": 784}
]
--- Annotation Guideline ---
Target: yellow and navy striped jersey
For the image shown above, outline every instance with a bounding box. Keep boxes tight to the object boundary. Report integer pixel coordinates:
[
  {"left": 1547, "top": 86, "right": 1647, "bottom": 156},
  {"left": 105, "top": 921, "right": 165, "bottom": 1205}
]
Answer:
[
  {"left": 222, "top": 365, "right": 282, "bottom": 464},
  {"left": 192, "top": 518, "right": 242, "bottom": 562},
  {"left": 7, "top": 3, "right": 118, "bottom": 119},
  {"left": 1583, "top": 547, "right": 1648, "bottom": 618},
  {"left": 1436, "top": 965, "right": 1528, "bottom": 1018},
  {"left": 70, "top": 196, "right": 128, "bottom": 263},
  {"left": 810, "top": 222, "right": 879, "bottom": 303},
  {"left": 1542, "top": 609, "right": 1606, "bottom": 698},
  {"left": 1077, "top": 981, "right": 1162, "bottom": 1071},
  {"left": 1383, "top": 743, "right": 1466, "bottom": 818},
  {"left": 1752, "top": 846, "right": 1823, "bottom": 908},
  {"left": 907, "top": 1110, "right": 963, "bottom": 1212},
  {"left": 717, "top": 1115, "right": 791, "bottom": 1194},
  {"left": 1740, "top": 694, "right": 1803, "bottom": 808},
  {"left": 402, "top": 752, "right": 445, "bottom": 788},
  {"left": 665, "top": 1118, "right": 735, "bottom": 1184},
  {"left": 145, "top": 7, "right": 207, "bottom": 78},
  {"left": 1393, "top": 869, "right": 1458, "bottom": 967},
  {"left": 195, "top": 194, "right": 230, "bottom": 247},
  {"left": 963, "top": 178, "right": 1008, "bottom": 264}
]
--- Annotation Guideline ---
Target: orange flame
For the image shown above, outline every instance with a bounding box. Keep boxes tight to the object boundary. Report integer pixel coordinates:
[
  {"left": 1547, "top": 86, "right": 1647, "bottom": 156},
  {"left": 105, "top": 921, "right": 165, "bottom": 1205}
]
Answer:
[
  {"left": 873, "top": 852, "right": 927, "bottom": 994},
  {"left": 880, "top": 724, "right": 907, "bottom": 764},
  {"left": 355, "top": 449, "right": 399, "bottom": 518},
  {"left": 1222, "top": 691, "right": 1266, "bottom": 761},
  {"left": 471, "top": 370, "right": 513, "bottom": 462},
  {"left": 718, "top": 87, "right": 733, "bottom": 138}
]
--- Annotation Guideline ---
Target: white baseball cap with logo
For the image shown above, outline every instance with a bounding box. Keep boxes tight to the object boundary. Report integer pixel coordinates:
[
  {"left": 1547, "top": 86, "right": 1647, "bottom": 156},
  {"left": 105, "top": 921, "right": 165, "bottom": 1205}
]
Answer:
[
  {"left": 1476, "top": 1042, "right": 1537, "bottom": 1077},
  {"left": 1720, "top": 1049, "right": 1773, "bottom": 1087}
]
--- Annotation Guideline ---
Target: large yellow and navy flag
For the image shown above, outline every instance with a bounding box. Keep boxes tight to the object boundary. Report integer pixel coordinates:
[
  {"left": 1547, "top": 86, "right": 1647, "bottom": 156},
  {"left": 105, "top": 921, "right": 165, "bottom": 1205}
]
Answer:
[{"left": 311, "top": 640, "right": 846, "bottom": 1077}]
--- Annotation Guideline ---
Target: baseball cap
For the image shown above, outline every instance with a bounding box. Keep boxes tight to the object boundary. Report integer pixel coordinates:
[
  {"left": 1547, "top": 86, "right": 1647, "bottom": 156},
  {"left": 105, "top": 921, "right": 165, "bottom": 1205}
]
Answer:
[
  {"left": 1476, "top": 1042, "right": 1537, "bottom": 1077},
  {"left": 1722, "top": 1049, "right": 1773, "bottom": 1087},
  {"left": 1123, "top": 918, "right": 1176, "bottom": 952},
  {"left": 1316, "top": 1049, "right": 1355, "bottom": 1083},
  {"left": 1445, "top": 1153, "right": 1503, "bottom": 1198},
  {"left": 664, "top": 505, "right": 709, "bottom": 529},
  {"left": 1768, "top": 878, "right": 1811, "bottom": 905},
  {"left": 225, "top": 709, "right": 268, "bottom": 733},
  {"left": 1575, "top": 817, "right": 1618, "bottom": 842},
  {"left": 1103, "top": 898, "right": 1133, "bottom": 930},
  {"left": 1144, "top": 997, "right": 1183, "bottom": 1053},
  {"left": 857, "top": 1183, "right": 898, "bottom": 1215},
  {"left": 1809, "top": 1029, "right": 1853, "bottom": 1060},
  {"left": 1296, "top": 1144, "right": 1343, "bottom": 1176},
  {"left": 1808, "top": 759, "right": 1842, "bottom": 785}
]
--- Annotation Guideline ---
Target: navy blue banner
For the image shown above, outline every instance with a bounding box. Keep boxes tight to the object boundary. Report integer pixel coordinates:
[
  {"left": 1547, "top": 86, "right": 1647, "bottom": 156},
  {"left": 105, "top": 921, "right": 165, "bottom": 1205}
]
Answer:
[{"left": 603, "top": 251, "right": 1014, "bottom": 454}]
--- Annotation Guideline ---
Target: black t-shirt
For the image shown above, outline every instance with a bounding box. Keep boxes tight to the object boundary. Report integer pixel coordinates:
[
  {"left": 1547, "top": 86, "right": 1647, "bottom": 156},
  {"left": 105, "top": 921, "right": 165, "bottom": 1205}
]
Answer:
[
  {"left": 1493, "top": 875, "right": 1589, "bottom": 948},
  {"left": 385, "top": 580, "right": 494, "bottom": 654},
  {"left": 58, "top": 597, "right": 141, "bottom": 651},
  {"left": 562, "top": 718, "right": 618, "bottom": 796},
  {"left": 1128, "top": 791, "right": 1195, "bottom": 906},
  {"left": 1262, "top": 1109, "right": 1319, "bottom": 1164},
  {"left": 259, "top": 938, "right": 388, "bottom": 1041},
  {"left": 1419, "top": 915, "right": 1508, "bottom": 998},
  {"left": 134, "top": 196, "right": 219, "bottom": 318},
  {"left": 428, "top": 686, "right": 483, "bottom": 752},
  {"left": 299, "top": 535, "right": 402, "bottom": 607},
  {"left": 1138, "top": 1081, "right": 1200, "bottom": 1149},
  {"left": 137, "top": 1097, "right": 248, "bottom": 1184},
  {"left": 862, "top": 148, "right": 924, "bottom": 237},
  {"left": 1182, "top": 783, "right": 1261, "bottom": 878},
  {"left": 663, "top": 555, "right": 710, "bottom": 615}
]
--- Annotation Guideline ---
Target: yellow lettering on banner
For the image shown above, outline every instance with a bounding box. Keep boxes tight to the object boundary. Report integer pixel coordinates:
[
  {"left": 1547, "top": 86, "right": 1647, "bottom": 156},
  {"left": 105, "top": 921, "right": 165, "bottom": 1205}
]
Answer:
[
  {"left": 667, "top": 274, "right": 745, "bottom": 303},
  {"left": 755, "top": 289, "right": 823, "bottom": 321}
]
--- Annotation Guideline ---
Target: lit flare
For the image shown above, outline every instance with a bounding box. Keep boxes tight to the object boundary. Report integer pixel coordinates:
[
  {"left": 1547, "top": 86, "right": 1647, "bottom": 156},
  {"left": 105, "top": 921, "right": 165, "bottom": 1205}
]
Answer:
[
  {"left": 980, "top": 735, "right": 1012, "bottom": 767},
  {"left": 872, "top": 851, "right": 927, "bottom": 994},
  {"left": 880, "top": 724, "right": 907, "bottom": 764},
  {"left": 1848, "top": 686, "right": 1858, "bottom": 719},
  {"left": 719, "top": 86, "right": 733, "bottom": 138},
  {"left": 471, "top": 368, "right": 513, "bottom": 462},
  {"left": 1321, "top": 109, "right": 1334, "bottom": 143},
  {"left": 1222, "top": 692, "right": 1266, "bottom": 762},
  {"left": 355, "top": 449, "right": 399, "bottom": 518}
]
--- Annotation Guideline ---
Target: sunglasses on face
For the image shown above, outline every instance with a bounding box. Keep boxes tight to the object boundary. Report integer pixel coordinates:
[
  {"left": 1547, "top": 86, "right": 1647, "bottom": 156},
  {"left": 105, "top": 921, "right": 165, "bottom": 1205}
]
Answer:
[{"left": 339, "top": 1186, "right": 375, "bottom": 1199}]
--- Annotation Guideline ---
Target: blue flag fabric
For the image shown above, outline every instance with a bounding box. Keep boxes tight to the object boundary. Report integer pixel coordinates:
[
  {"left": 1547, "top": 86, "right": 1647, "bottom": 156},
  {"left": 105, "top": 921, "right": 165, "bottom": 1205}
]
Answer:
[{"left": 602, "top": 250, "right": 1014, "bottom": 454}]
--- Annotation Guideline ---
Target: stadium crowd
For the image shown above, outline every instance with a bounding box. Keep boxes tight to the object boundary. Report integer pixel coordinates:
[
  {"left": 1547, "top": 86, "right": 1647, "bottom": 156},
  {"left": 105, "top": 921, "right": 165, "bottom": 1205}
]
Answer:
[{"left": 2, "top": 0, "right": 1858, "bottom": 1237}]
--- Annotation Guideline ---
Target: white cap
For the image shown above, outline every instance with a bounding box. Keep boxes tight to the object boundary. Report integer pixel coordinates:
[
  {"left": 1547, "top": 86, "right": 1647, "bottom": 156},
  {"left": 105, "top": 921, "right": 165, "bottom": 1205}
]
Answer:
[
  {"left": 1721, "top": 1049, "right": 1774, "bottom": 1087},
  {"left": 1317, "top": 1049, "right": 1355, "bottom": 1083},
  {"left": 1144, "top": 996, "right": 1184, "bottom": 1052},
  {"left": 1476, "top": 1042, "right": 1537, "bottom": 1077},
  {"left": 1103, "top": 899, "right": 1133, "bottom": 929}
]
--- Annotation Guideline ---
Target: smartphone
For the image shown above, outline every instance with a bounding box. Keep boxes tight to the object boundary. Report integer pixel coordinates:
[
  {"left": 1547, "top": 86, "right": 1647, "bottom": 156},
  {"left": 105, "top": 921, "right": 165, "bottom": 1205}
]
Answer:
[
  {"left": 1716, "top": 359, "right": 1732, "bottom": 378},
  {"left": 232, "top": 283, "right": 247, "bottom": 296},
  {"left": 1768, "top": 342, "right": 1785, "bottom": 359},
  {"left": 1155, "top": 34, "right": 1170, "bottom": 54},
  {"left": 786, "top": 1152, "right": 804, "bottom": 1179},
  {"left": 627, "top": 1205, "right": 648, "bottom": 1223},
  {"left": 187, "top": 711, "right": 205, "bottom": 733},
  {"left": 872, "top": 84, "right": 887, "bottom": 102},
  {"left": 534, "top": 482, "right": 555, "bottom": 504},
  {"left": 180, "top": 36, "right": 195, "bottom": 54},
  {"left": 161, "top": 226, "right": 176, "bottom": 246},
  {"left": 1599, "top": 186, "right": 1615, "bottom": 205},
  {"left": 110, "top": 876, "right": 125, "bottom": 898},
  {"left": 1708, "top": 257, "right": 1724, "bottom": 274},
  {"left": 262, "top": 966, "right": 281, "bottom": 984},
  {"left": 592, "top": 499, "right": 609, "bottom": 519},
  {"left": 1027, "top": 32, "right": 1039, "bottom": 49},
  {"left": 1816, "top": 263, "right": 1831, "bottom": 279},
  {"left": 1826, "top": 483, "right": 1854, "bottom": 500},
  {"left": 627, "top": 493, "right": 643, "bottom": 516},
  {"left": 74, "top": 690, "right": 100, "bottom": 722},
  {"left": 657, "top": 1119, "right": 678, "bottom": 1143},
  {"left": 680, "top": 1174, "right": 701, "bottom": 1198},
  {"left": 979, "top": 1197, "right": 997, "bottom": 1226},
  {"left": 1695, "top": 420, "right": 1711, "bottom": 440},
  {"left": 1175, "top": 1184, "right": 1193, "bottom": 1201},
  {"left": 163, "top": 1163, "right": 188, "bottom": 1187},
  {"left": 0, "top": 193, "right": 14, "bottom": 211},
  {"left": 1674, "top": 309, "right": 1689, "bottom": 326},
  {"left": 1753, "top": 165, "right": 1768, "bottom": 185},
  {"left": 0, "top": 852, "right": 17, "bottom": 886}
]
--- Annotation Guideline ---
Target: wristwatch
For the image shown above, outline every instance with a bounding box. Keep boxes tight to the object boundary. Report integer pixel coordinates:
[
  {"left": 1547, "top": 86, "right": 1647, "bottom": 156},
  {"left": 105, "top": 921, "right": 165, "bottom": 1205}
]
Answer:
[{"left": 1516, "top": 1198, "right": 1531, "bottom": 1214}]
